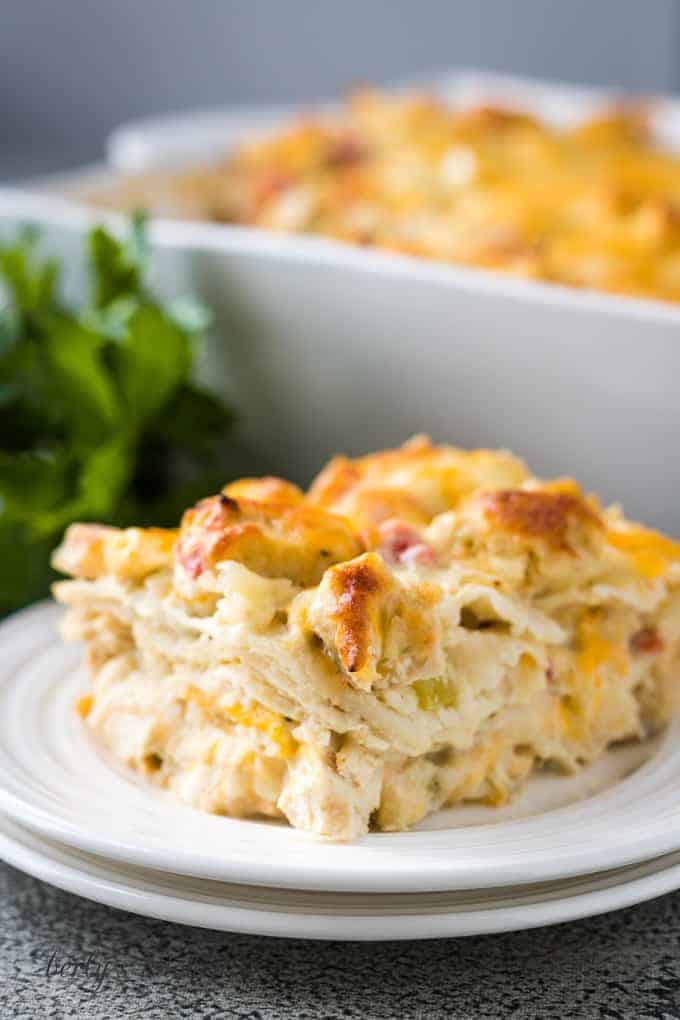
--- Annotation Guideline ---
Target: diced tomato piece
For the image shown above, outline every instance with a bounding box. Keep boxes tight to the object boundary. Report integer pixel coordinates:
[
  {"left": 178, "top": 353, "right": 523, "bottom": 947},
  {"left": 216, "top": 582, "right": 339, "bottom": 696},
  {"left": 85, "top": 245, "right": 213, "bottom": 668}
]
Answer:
[{"left": 378, "top": 520, "right": 436, "bottom": 567}]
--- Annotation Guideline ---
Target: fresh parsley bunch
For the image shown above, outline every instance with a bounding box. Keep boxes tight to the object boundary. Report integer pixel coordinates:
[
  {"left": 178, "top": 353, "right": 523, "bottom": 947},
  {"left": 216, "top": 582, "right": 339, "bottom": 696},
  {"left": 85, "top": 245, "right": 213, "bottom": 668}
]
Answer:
[{"left": 0, "top": 217, "right": 233, "bottom": 613}]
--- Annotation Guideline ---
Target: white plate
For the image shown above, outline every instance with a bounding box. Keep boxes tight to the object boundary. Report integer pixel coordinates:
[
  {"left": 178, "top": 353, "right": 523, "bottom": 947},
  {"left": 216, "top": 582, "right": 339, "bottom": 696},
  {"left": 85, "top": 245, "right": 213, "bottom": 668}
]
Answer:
[
  {"left": 2, "top": 602, "right": 680, "bottom": 894},
  {"left": 3, "top": 811, "right": 680, "bottom": 940}
]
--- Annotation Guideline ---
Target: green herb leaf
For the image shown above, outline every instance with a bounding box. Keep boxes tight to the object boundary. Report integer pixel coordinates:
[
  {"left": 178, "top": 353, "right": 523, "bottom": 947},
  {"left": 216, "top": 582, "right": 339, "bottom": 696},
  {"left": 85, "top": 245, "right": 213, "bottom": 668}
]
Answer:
[
  {"left": 89, "top": 219, "right": 144, "bottom": 308},
  {"left": 41, "top": 313, "right": 121, "bottom": 437},
  {"left": 0, "top": 219, "right": 234, "bottom": 614},
  {"left": 151, "top": 382, "right": 234, "bottom": 455},
  {"left": 0, "top": 449, "right": 69, "bottom": 517},
  {"left": 112, "top": 304, "right": 191, "bottom": 425}
]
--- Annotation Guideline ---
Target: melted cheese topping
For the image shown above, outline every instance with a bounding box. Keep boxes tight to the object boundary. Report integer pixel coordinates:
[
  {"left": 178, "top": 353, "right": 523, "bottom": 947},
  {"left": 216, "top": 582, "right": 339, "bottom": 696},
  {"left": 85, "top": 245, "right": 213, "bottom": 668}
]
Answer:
[
  {"left": 96, "top": 91, "right": 680, "bottom": 302},
  {"left": 607, "top": 526, "right": 680, "bottom": 579}
]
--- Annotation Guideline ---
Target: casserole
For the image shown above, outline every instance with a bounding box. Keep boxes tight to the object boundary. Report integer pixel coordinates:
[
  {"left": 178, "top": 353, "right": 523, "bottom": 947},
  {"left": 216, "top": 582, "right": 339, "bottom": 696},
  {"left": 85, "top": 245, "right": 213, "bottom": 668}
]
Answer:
[
  {"left": 52, "top": 436, "right": 680, "bottom": 839},
  {"left": 105, "top": 81, "right": 680, "bottom": 303},
  {"left": 0, "top": 71, "right": 679, "bottom": 533}
]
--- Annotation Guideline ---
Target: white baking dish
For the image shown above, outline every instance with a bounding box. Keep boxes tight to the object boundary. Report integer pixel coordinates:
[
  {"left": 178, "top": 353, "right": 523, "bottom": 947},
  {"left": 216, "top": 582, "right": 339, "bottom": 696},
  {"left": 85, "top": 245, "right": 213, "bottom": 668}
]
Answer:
[{"left": 1, "top": 70, "right": 679, "bottom": 532}]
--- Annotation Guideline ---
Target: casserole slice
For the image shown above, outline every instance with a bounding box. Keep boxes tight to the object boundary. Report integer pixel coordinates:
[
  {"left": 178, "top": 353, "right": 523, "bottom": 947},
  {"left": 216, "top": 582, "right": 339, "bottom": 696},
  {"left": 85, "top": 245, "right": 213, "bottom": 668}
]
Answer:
[{"left": 53, "top": 437, "right": 680, "bottom": 839}]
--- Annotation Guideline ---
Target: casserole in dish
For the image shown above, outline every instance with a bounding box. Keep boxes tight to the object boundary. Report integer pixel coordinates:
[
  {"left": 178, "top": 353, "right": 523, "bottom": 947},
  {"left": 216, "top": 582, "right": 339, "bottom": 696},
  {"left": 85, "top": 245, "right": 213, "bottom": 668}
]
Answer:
[
  {"left": 103, "top": 82, "right": 680, "bottom": 303},
  {"left": 0, "top": 72, "right": 678, "bottom": 533}
]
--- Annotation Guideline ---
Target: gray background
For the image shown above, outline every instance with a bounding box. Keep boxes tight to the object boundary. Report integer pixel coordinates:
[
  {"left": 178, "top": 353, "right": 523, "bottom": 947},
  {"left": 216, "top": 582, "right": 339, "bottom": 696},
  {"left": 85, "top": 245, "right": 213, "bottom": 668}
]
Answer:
[
  {"left": 2, "top": 0, "right": 680, "bottom": 179},
  {"left": 3, "top": 6, "right": 680, "bottom": 1017}
]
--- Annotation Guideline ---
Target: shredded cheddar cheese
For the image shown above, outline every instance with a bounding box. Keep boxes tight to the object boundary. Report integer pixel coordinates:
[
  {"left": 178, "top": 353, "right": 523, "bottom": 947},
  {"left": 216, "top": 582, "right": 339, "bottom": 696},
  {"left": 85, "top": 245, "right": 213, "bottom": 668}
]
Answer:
[
  {"left": 607, "top": 527, "right": 680, "bottom": 579},
  {"left": 576, "top": 613, "right": 629, "bottom": 679},
  {"left": 183, "top": 686, "right": 298, "bottom": 759},
  {"left": 75, "top": 694, "right": 93, "bottom": 718},
  {"left": 224, "top": 702, "right": 299, "bottom": 760}
]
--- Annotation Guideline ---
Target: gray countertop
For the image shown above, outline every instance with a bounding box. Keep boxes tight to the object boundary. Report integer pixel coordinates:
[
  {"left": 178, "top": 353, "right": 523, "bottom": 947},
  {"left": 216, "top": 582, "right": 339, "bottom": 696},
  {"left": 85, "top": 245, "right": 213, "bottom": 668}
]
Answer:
[{"left": 2, "top": 861, "right": 679, "bottom": 1019}]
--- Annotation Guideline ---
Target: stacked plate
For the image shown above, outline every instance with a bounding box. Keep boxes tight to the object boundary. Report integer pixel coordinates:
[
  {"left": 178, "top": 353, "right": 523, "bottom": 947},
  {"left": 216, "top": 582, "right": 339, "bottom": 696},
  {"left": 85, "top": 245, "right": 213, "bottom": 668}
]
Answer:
[{"left": 2, "top": 602, "right": 680, "bottom": 941}]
